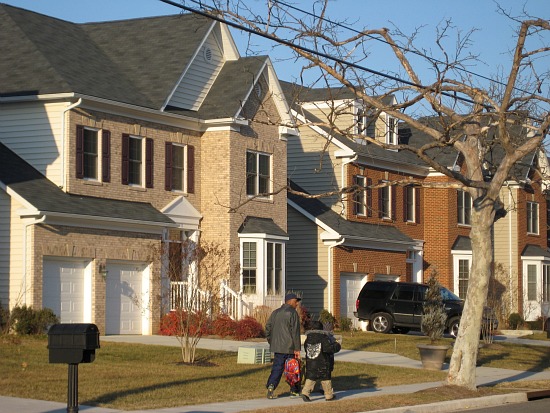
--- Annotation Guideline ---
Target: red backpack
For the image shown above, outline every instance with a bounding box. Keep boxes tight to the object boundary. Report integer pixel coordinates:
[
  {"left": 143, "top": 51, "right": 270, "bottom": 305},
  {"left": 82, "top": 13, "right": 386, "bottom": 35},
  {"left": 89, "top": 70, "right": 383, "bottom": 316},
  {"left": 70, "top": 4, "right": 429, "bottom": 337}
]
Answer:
[{"left": 284, "top": 357, "right": 301, "bottom": 386}]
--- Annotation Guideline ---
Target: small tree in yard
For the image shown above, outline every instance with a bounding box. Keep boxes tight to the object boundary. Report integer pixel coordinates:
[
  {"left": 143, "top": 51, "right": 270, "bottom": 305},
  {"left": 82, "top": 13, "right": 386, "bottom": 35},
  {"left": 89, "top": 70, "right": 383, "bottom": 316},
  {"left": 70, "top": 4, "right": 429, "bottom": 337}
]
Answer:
[
  {"left": 422, "top": 273, "right": 447, "bottom": 344},
  {"left": 157, "top": 239, "right": 236, "bottom": 364}
]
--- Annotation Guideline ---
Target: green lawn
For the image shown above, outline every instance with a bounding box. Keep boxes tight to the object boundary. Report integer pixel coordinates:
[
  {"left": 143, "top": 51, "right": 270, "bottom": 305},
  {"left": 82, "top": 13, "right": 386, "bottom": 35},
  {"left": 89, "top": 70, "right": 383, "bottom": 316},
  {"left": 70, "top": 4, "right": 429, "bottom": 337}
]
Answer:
[{"left": 1, "top": 332, "right": 549, "bottom": 411}]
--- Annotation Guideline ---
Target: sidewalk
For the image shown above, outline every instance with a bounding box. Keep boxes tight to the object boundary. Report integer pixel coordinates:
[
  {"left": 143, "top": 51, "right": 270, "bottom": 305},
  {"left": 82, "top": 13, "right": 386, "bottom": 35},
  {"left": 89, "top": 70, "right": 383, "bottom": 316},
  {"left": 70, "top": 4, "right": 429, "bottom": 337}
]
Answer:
[{"left": 1, "top": 334, "right": 549, "bottom": 413}]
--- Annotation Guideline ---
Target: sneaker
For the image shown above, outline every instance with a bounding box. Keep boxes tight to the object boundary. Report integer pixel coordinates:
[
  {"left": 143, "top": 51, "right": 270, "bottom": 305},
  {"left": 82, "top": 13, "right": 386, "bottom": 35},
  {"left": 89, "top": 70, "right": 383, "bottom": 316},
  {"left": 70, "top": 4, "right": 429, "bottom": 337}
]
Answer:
[
  {"left": 290, "top": 391, "right": 301, "bottom": 398},
  {"left": 326, "top": 395, "right": 337, "bottom": 401},
  {"left": 267, "top": 385, "right": 276, "bottom": 399},
  {"left": 302, "top": 394, "right": 311, "bottom": 402}
]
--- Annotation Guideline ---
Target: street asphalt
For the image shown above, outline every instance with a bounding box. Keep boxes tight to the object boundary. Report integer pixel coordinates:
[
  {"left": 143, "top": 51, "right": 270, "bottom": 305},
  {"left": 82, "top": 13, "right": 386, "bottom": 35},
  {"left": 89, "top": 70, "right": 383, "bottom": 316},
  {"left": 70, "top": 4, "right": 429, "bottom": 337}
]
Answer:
[{"left": 2, "top": 333, "right": 549, "bottom": 413}]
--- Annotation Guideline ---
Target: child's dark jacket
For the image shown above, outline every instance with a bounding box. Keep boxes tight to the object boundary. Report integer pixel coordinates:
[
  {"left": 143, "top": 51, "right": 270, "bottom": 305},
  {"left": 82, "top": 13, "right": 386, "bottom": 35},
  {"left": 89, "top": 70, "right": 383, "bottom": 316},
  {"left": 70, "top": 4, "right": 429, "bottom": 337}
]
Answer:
[{"left": 304, "top": 329, "right": 341, "bottom": 380}]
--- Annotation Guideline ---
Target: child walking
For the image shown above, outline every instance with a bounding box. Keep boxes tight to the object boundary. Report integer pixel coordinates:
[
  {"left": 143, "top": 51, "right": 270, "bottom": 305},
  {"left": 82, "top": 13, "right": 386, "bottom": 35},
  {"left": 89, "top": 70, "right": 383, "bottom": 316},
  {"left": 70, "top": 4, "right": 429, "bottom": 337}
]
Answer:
[{"left": 301, "top": 320, "right": 341, "bottom": 402}]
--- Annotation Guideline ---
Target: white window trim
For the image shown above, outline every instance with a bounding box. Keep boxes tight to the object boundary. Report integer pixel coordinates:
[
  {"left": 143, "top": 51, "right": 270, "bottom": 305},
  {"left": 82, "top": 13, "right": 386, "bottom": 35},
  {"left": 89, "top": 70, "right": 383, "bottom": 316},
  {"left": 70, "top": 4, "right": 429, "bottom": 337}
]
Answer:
[
  {"left": 451, "top": 251, "right": 472, "bottom": 298},
  {"left": 405, "top": 185, "right": 416, "bottom": 223},
  {"left": 171, "top": 143, "right": 189, "bottom": 193},
  {"left": 129, "top": 135, "right": 145, "bottom": 187},
  {"left": 381, "top": 184, "right": 391, "bottom": 220},
  {"left": 457, "top": 190, "right": 472, "bottom": 226},
  {"left": 527, "top": 201, "right": 539, "bottom": 235},
  {"left": 386, "top": 114, "right": 398, "bottom": 145},
  {"left": 354, "top": 175, "right": 366, "bottom": 216},
  {"left": 239, "top": 235, "right": 287, "bottom": 299},
  {"left": 83, "top": 126, "right": 102, "bottom": 182},
  {"left": 246, "top": 150, "right": 272, "bottom": 198},
  {"left": 521, "top": 258, "right": 544, "bottom": 321}
]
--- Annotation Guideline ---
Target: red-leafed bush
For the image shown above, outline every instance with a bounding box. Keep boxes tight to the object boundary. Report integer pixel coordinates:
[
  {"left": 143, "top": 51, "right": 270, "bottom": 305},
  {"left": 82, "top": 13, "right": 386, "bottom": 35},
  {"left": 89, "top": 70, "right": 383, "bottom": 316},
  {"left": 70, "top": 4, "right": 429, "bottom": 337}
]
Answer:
[
  {"left": 159, "top": 311, "right": 212, "bottom": 336},
  {"left": 234, "top": 316, "right": 264, "bottom": 340},
  {"left": 212, "top": 314, "right": 238, "bottom": 337}
]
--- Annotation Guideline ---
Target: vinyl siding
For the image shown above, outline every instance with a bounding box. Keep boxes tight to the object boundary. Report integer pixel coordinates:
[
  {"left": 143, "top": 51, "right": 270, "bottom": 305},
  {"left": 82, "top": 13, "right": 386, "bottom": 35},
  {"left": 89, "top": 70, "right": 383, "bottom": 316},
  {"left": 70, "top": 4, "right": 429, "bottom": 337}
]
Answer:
[
  {"left": 286, "top": 206, "right": 328, "bottom": 316},
  {"left": 0, "top": 192, "right": 25, "bottom": 309},
  {"left": 287, "top": 128, "right": 343, "bottom": 213},
  {"left": 168, "top": 31, "right": 225, "bottom": 111},
  {"left": 493, "top": 186, "right": 519, "bottom": 312},
  {"left": 0, "top": 101, "right": 65, "bottom": 186}
]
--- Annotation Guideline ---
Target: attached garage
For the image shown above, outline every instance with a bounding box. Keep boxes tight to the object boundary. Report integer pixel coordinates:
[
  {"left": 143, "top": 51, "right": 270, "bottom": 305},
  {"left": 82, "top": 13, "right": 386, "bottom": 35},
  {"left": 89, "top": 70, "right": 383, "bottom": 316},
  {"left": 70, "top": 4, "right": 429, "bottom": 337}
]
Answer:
[
  {"left": 43, "top": 258, "right": 91, "bottom": 324},
  {"left": 105, "top": 261, "right": 150, "bottom": 335},
  {"left": 340, "top": 273, "right": 366, "bottom": 330}
]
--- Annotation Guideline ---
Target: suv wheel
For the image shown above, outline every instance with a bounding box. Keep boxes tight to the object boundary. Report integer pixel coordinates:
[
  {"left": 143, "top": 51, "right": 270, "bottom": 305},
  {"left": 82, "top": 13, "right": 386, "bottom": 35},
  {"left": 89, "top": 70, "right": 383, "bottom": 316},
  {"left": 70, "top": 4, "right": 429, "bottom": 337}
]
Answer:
[
  {"left": 448, "top": 317, "right": 460, "bottom": 338},
  {"left": 371, "top": 312, "right": 393, "bottom": 334}
]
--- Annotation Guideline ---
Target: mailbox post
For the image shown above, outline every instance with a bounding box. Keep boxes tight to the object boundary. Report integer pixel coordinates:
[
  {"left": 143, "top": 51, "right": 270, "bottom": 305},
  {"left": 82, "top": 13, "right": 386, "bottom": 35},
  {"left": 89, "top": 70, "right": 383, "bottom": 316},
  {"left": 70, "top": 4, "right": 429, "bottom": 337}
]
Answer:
[{"left": 48, "top": 324, "right": 100, "bottom": 413}]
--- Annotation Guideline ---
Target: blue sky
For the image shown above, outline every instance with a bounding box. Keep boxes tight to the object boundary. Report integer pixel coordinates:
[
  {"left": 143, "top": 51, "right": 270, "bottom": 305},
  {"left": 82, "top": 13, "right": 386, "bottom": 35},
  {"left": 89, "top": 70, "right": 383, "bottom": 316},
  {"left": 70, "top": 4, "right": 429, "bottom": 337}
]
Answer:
[{"left": 3, "top": 0, "right": 549, "bottom": 91}]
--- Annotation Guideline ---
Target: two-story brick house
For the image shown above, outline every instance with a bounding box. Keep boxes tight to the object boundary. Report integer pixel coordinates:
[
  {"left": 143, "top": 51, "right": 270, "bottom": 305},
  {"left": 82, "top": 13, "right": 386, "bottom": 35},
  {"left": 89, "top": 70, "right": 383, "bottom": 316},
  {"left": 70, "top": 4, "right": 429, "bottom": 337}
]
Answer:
[
  {"left": 283, "top": 81, "right": 550, "bottom": 325},
  {"left": 0, "top": 4, "right": 295, "bottom": 334}
]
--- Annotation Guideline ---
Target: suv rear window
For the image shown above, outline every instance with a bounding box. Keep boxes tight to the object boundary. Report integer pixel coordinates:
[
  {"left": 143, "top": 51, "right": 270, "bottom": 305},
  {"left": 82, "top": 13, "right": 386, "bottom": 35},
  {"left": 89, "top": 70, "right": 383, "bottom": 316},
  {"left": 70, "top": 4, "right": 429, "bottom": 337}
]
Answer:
[{"left": 361, "top": 282, "right": 394, "bottom": 298}]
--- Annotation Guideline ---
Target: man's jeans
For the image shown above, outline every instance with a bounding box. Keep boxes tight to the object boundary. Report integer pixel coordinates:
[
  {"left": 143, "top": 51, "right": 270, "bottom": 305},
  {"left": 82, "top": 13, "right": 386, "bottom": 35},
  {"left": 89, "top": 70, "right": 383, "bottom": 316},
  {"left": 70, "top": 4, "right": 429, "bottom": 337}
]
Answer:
[{"left": 266, "top": 353, "right": 301, "bottom": 393}]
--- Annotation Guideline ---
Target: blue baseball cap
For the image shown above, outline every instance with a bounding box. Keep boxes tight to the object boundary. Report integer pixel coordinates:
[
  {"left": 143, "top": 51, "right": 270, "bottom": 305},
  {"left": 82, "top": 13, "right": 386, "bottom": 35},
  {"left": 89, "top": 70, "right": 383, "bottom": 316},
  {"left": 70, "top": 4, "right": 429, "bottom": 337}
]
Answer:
[{"left": 285, "top": 293, "right": 301, "bottom": 302}]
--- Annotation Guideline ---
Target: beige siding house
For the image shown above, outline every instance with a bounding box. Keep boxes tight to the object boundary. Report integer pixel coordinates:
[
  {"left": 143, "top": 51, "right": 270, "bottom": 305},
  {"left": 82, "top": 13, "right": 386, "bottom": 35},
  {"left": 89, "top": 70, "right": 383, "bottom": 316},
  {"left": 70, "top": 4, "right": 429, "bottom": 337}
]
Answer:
[{"left": 0, "top": 4, "right": 295, "bottom": 334}]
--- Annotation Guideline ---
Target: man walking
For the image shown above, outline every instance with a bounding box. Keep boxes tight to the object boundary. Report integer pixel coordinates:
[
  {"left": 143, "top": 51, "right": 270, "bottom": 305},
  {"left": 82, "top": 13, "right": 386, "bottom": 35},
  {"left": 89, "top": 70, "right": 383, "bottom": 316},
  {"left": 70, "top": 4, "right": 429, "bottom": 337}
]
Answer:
[{"left": 265, "top": 293, "right": 302, "bottom": 399}]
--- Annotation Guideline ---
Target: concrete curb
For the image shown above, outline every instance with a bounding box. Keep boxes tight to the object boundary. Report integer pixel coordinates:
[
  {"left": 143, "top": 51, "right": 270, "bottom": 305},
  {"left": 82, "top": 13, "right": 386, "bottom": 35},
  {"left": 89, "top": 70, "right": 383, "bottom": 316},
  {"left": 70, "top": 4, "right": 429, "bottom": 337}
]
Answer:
[{"left": 360, "top": 392, "right": 528, "bottom": 413}]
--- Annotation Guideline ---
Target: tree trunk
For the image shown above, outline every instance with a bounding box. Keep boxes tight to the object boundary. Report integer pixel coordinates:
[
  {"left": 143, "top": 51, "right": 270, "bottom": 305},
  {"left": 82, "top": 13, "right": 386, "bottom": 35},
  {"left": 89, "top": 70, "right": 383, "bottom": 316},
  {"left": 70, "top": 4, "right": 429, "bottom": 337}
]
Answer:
[{"left": 447, "top": 203, "right": 493, "bottom": 389}]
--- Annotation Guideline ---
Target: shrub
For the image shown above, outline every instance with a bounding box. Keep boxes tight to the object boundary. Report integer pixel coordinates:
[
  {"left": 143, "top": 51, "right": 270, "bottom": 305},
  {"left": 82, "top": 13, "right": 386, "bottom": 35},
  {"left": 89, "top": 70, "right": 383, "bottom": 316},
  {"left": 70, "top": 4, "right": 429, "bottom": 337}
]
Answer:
[
  {"left": 526, "top": 317, "right": 543, "bottom": 330},
  {"left": 212, "top": 314, "right": 238, "bottom": 337},
  {"left": 421, "top": 274, "right": 447, "bottom": 343},
  {"left": 0, "top": 301, "right": 8, "bottom": 333},
  {"left": 234, "top": 316, "right": 264, "bottom": 340},
  {"left": 508, "top": 313, "right": 523, "bottom": 329},
  {"left": 297, "top": 304, "right": 311, "bottom": 333},
  {"left": 9, "top": 305, "right": 58, "bottom": 335},
  {"left": 339, "top": 316, "right": 353, "bottom": 332},
  {"left": 253, "top": 305, "right": 273, "bottom": 328},
  {"left": 158, "top": 311, "right": 212, "bottom": 336},
  {"left": 319, "top": 309, "right": 337, "bottom": 331}
]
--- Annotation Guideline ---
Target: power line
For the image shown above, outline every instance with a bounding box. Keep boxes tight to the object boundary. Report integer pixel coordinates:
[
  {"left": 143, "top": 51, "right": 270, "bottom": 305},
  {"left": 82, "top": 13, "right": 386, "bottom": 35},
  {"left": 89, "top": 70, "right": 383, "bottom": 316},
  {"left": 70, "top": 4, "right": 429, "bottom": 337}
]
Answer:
[
  {"left": 271, "top": 0, "right": 534, "bottom": 96},
  {"left": 159, "top": 0, "right": 479, "bottom": 107},
  {"left": 159, "top": 0, "right": 545, "bottom": 122}
]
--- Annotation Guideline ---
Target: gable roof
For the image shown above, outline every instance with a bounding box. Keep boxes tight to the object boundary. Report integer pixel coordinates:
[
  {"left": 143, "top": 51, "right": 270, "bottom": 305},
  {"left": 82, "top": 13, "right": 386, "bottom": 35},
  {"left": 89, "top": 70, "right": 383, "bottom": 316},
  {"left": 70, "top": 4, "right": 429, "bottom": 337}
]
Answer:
[
  {"left": 1, "top": 4, "right": 214, "bottom": 109},
  {"left": 0, "top": 141, "right": 174, "bottom": 226},
  {"left": 287, "top": 180, "right": 413, "bottom": 246}
]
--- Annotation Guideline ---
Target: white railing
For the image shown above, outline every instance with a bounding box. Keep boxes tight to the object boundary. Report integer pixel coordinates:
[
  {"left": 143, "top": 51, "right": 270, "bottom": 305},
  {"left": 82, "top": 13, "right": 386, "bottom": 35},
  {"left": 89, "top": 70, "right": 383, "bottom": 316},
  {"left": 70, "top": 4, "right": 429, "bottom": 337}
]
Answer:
[
  {"left": 170, "top": 281, "right": 212, "bottom": 314},
  {"left": 219, "top": 279, "right": 254, "bottom": 320}
]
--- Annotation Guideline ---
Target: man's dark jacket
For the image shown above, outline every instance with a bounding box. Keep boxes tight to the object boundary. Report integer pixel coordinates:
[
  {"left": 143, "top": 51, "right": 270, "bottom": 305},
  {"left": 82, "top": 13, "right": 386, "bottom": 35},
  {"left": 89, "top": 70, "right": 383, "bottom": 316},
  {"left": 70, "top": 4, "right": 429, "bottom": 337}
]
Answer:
[
  {"left": 304, "top": 330, "right": 341, "bottom": 380},
  {"left": 265, "top": 303, "right": 301, "bottom": 354}
]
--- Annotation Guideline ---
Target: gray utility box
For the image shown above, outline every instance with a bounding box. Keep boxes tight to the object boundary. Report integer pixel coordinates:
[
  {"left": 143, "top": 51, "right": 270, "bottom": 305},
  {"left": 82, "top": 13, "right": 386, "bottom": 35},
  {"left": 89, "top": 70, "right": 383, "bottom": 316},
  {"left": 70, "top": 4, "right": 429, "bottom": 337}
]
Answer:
[{"left": 48, "top": 323, "right": 100, "bottom": 364}]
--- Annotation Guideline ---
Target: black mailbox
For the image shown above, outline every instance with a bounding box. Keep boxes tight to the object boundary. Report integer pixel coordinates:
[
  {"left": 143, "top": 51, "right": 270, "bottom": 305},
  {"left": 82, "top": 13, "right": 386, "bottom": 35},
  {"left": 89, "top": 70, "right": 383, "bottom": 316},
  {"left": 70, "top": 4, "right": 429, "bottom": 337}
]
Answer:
[{"left": 48, "top": 323, "right": 100, "bottom": 364}]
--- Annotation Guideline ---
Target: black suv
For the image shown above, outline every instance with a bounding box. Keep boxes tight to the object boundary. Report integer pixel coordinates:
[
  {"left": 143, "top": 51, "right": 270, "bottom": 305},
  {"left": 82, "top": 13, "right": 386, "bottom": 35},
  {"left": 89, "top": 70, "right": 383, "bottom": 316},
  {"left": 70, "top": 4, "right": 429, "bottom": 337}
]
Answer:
[{"left": 354, "top": 281, "right": 464, "bottom": 336}]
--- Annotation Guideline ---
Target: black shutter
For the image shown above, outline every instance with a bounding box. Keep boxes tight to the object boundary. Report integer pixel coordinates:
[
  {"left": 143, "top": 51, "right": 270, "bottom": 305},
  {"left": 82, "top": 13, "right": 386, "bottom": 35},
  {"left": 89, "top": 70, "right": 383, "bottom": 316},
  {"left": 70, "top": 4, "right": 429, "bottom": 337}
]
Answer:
[
  {"left": 187, "top": 145, "right": 195, "bottom": 194},
  {"left": 101, "top": 130, "right": 111, "bottom": 182},
  {"left": 165, "top": 142, "right": 173, "bottom": 191},
  {"left": 145, "top": 138, "right": 154, "bottom": 188},
  {"left": 76, "top": 125, "right": 84, "bottom": 179},
  {"left": 121, "top": 134, "right": 129, "bottom": 185}
]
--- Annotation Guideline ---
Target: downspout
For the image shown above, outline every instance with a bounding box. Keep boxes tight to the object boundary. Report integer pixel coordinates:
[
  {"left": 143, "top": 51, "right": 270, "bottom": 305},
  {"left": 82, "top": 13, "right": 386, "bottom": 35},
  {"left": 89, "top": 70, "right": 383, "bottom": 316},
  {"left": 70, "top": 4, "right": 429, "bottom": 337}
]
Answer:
[
  {"left": 61, "top": 99, "right": 82, "bottom": 190},
  {"left": 327, "top": 237, "right": 346, "bottom": 314},
  {"left": 22, "top": 215, "right": 47, "bottom": 306}
]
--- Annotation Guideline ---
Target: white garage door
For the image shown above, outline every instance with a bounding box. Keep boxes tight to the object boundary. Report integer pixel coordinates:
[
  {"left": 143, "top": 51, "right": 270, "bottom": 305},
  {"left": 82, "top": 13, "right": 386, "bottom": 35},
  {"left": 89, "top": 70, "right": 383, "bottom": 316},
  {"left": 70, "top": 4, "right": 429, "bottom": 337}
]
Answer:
[
  {"left": 43, "top": 259, "right": 88, "bottom": 323},
  {"left": 105, "top": 262, "right": 146, "bottom": 335},
  {"left": 340, "top": 274, "right": 365, "bottom": 329}
]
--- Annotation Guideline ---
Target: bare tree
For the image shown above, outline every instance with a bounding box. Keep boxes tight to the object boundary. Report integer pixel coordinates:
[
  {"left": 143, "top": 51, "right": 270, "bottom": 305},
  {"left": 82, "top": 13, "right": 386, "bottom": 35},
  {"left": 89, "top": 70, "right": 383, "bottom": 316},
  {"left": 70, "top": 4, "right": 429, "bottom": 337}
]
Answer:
[
  {"left": 154, "top": 238, "right": 235, "bottom": 364},
  {"left": 171, "top": 0, "right": 550, "bottom": 388}
]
